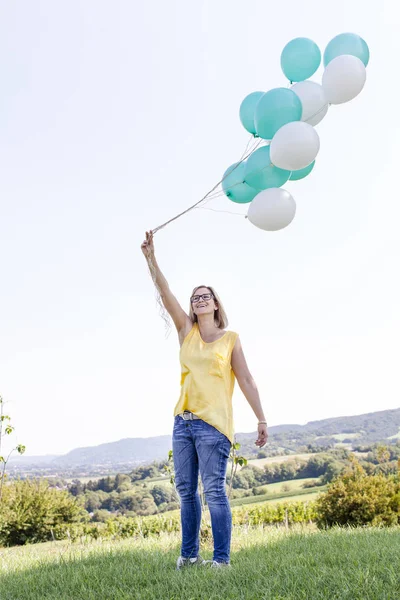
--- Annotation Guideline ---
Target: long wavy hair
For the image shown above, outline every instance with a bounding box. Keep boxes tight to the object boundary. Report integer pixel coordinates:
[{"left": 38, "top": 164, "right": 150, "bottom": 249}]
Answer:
[{"left": 188, "top": 285, "right": 229, "bottom": 329}]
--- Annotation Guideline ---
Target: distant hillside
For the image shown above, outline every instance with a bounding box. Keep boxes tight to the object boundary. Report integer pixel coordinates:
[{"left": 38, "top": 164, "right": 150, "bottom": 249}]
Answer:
[
  {"left": 55, "top": 436, "right": 172, "bottom": 466},
  {"left": 235, "top": 408, "right": 400, "bottom": 457},
  {"left": 9, "top": 407, "right": 400, "bottom": 472}
]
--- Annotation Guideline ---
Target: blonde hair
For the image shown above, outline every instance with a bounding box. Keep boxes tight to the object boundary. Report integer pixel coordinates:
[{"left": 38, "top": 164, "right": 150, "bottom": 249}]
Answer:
[{"left": 188, "top": 285, "right": 229, "bottom": 330}]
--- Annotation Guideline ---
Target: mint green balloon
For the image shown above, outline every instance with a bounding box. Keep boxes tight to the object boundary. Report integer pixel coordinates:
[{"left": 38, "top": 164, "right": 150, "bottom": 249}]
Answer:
[
  {"left": 254, "top": 88, "right": 302, "bottom": 140},
  {"left": 324, "top": 33, "right": 369, "bottom": 67},
  {"left": 239, "top": 91, "right": 264, "bottom": 135},
  {"left": 281, "top": 37, "right": 321, "bottom": 82},
  {"left": 222, "top": 162, "right": 258, "bottom": 204},
  {"left": 244, "top": 146, "right": 290, "bottom": 190},
  {"left": 289, "top": 161, "right": 315, "bottom": 181}
]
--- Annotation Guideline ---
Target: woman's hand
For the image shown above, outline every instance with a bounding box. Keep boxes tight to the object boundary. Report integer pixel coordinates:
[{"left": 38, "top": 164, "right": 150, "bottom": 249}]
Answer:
[
  {"left": 255, "top": 423, "right": 268, "bottom": 448},
  {"left": 141, "top": 231, "right": 155, "bottom": 260}
]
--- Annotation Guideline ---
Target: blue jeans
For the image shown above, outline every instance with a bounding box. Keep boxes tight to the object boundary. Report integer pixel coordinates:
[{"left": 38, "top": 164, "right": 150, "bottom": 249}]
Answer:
[{"left": 172, "top": 415, "right": 232, "bottom": 563}]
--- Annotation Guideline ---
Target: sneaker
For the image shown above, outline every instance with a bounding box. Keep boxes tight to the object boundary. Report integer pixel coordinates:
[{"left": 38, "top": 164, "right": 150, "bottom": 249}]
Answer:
[
  {"left": 176, "top": 555, "right": 206, "bottom": 570},
  {"left": 204, "top": 560, "right": 231, "bottom": 568}
]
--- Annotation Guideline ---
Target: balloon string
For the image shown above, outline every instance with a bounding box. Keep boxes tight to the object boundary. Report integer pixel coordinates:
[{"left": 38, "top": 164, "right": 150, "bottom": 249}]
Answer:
[
  {"left": 147, "top": 134, "right": 261, "bottom": 336},
  {"left": 147, "top": 101, "right": 326, "bottom": 335},
  {"left": 195, "top": 206, "right": 247, "bottom": 217},
  {"left": 303, "top": 102, "right": 329, "bottom": 124},
  {"left": 151, "top": 136, "right": 262, "bottom": 235},
  {"left": 151, "top": 100, "right": 327, "bottom": 237}
]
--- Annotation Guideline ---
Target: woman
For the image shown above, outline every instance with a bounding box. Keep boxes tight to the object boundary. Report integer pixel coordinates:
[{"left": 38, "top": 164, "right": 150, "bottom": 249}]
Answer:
[{"left": 141, "top": 231, "right": 268, "bottom": 569}]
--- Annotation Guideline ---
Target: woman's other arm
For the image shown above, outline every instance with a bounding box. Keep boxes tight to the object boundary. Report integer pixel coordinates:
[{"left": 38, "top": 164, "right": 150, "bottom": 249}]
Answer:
[{"left": 231, "top": 337, "right": 268, "bottom": 448}]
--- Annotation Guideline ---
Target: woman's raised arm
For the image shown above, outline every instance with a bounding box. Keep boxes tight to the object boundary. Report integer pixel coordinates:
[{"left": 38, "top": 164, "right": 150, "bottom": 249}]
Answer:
[{"left": 141, "top": 231, "right": 192, "bottom": 337}]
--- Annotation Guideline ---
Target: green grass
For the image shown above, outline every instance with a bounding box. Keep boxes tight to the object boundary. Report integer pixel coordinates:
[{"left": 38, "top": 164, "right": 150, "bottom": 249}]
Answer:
[
  {"left": 314, "top": 433, "right": 360, "bottom": 442},
  {"left": 262, "top": 490, "right": 322, "bottom": 505},
  {"left": 388, "top": 428, "right": 400, "bottom": 440},
  {"left": 230, "top": 486, "right": 326, "bottom": 507},
  {"left": 237, "top": 453, "right": 317, "bottom": 471},
  {"left": 330, "top": 433, "right": 360, "bottom": 441},
  {"left": 0, "top": 526, "right": 399, "bottom": 599},
  {"left": 143, "top": 476, "right": 171, "bottom": 488},
  {"left": 259, "top": 477, "right": 319, "bottom": 493}
]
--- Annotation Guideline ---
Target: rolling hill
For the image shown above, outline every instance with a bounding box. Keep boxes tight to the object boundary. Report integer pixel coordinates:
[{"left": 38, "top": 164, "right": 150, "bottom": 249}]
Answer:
[{"left": 9, "top": 407, "right": 400, "bottom": 473}]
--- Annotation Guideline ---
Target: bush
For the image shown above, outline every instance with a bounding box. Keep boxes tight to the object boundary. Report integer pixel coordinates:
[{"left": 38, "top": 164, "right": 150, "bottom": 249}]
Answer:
[
  {"left": 92, "top": 509, "right": 112, "bottom": 523},
  {"left": 252, "top": 486, "right": 268, "bottom": 496},
  {"left": 230, "top": 489, "right": 248, "bottom": 500},
  {"left": 157, "top": 501, "right": 179, "bottom": 513},
  {"left": 302, "top": 479, "right": 324, "bottom": 489},
  {"left": 315, "top": 458, "right": 400, "bottom": 528},
  {"left": 0, "top": 479, "right": 87, "bottom": 546}
]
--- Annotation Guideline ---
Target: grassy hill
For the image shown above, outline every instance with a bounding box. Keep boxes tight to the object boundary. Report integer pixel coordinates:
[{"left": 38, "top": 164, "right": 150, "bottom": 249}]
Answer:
[{"left": 0, "top": 526, "right": 399, "bottom": 599}]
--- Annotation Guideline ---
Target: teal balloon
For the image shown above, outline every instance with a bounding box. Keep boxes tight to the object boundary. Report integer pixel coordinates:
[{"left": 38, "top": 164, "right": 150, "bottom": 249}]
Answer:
[
  {"left": 222, "top": 162, "right": 258, "bottom": 204},
  {"left": 239, "top": 91, "right": 264, "bottom": 135},
  {"left": 289, "top": 161, "right": 315, "bottom": 181},
  {"left": 254, "top": 88, "right": 302, "bottom": 140},
  {"left": 324, "top": 33, "right": 369, "bottom": 67},
  {"left": 281, "top": 37, "right": 321, "bottom": 82},
  {"left": 244, "top": 146, "right": 290, "bottom": 190}
]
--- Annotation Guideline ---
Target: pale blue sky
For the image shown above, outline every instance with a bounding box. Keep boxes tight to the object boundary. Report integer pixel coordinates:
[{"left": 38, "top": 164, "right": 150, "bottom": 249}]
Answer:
[{"left": 1, "top": 1, "right": 398, "bottom": 456}]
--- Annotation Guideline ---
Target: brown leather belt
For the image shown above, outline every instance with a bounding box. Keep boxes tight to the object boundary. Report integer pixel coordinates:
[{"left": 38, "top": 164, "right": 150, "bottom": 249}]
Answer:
[{"left": 179, "top": 411, "right": 201, "bottom": 421}]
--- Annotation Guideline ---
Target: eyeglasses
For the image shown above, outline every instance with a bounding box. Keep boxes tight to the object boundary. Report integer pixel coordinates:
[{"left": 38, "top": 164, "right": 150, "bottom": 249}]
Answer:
[{"left": 190, "top": 293, "right": 214, "bottom": 303}]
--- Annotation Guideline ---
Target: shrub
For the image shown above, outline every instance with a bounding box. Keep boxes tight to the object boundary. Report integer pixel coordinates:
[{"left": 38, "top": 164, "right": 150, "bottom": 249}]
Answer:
[
  {"left": 315, "top": 458, "right": 400, "bottom": 528},
  {"left": 252, "top": 486, "right": 268, "bottom": 496},
  {"left": 0, "top": 479, "right": 87, "bottom": 546},
  {"left": 302, "top": 479, "right": 324, "bottom": 489},
  {"left": 92, "top": 509, "right": 112, "bottom": 523}
]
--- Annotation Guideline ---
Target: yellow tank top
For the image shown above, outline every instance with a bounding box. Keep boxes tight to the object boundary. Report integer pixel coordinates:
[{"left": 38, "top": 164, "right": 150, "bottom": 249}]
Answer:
[{"left": 173, "top": 323, "right": 238, "bottom": 444}]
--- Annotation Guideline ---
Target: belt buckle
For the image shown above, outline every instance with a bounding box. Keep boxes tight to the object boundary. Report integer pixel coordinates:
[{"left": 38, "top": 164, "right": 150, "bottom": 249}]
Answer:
[{"left": 182, "top": 411, "right": 192, "bottom": 421}]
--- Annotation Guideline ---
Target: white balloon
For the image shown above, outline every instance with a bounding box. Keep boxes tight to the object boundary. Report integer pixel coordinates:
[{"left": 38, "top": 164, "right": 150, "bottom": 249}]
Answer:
[
  {"left": 322, "top": 54, "right": 366, "bottom": 104},
  {"left": 270, "top": 121, "right": 320, "bottom": 171},
  {"left": 247, "top": 188, "right": 296, "bottom": 231},
  {"left": 291, "top": 81, "right": 328, "bottom": 126}
]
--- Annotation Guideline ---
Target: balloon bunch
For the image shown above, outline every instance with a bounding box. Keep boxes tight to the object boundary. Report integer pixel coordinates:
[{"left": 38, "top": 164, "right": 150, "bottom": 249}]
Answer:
[{"left": 222, "top": 33, "right": 370, "bottom": 231}]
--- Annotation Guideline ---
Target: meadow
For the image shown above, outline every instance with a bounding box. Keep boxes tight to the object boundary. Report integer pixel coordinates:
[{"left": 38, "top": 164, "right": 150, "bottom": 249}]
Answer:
[{"left": 0, "top": 525, "right": 399, "bottom": 599}]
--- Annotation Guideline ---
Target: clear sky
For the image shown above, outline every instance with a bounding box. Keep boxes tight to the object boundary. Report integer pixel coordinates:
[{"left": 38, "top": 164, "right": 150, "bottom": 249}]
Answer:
[{"left": 1, "top": 1, "right": 399, "bottom": 456}]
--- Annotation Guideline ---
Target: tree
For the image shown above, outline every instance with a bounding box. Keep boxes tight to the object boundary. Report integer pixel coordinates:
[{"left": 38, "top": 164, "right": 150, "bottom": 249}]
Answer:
[
  {"left": 97, "top": 476, "right": 116, "bottom": 493},
  {"left": 92, "top": 509, "right": 111, "bottom": 523},
  {"left": 134, "top": 495, "right": 157, "bottom": 516},
  {"left": 227, "top": 443, "right": 248, "bottom": 498},
  {"left": 0, "top": 395, "right": 26, "bottom": 504},
  {"left": 150, "top": 485, "right": 176, "bottom": 506},
  {"left": 100, "top": 490, "right": 120, "bottom": 511},
  {"left": 115, "top": 474, "right": 132, "bottom": 493},
  {"left": 130, "top": 464, "right": 160, "bottom": 482},
  {"left": 376, "top": 444, "right": 391, "bottom": 465},
  {"left": 84, "top": 490, "right": 108, "bottom": 513},
  {"left": 69, "top": 479, "right": 84, "bottom": 496}
]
